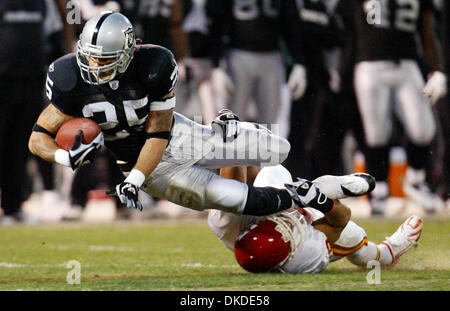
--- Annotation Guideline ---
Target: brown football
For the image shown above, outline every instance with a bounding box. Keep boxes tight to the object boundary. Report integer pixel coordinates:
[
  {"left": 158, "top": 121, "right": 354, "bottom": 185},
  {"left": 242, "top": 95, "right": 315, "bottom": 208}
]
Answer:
[{"left": 55, "top": 118, "right": 101, "bottom": 151}]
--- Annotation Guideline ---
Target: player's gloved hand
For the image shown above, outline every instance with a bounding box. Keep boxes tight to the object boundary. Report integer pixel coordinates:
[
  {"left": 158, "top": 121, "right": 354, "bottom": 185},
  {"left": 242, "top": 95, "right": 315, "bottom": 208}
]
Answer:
[
  {"left": 68, "top": 130, "right": 104, "bottom": 170},
  {"left": 284, "top": 178, "right": 334, "bottom": 214},
  {"left": 115, "top": 182, "right": 143, "bottom": 211},
  {"left": 423, "top": 71, "right": 447, "bottom": 105},
  {"left": 212, "top": 109, "right": 241, "bottom": 142},
  {"left": 288, "top": 64, "right": 307, "bottom": 100},
  {"left": 211, "top": 67, "right": 235, "bottom": 101}
]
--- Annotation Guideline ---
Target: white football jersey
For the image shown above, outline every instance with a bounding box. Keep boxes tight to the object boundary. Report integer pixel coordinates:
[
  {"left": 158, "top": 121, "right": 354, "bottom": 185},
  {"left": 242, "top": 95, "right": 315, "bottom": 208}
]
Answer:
[
  {"left": 208, "top": 165, "right": 332, "bottom": 274},
  {"left": 279, "top": 216, "right": 331, "bottom": 274}
]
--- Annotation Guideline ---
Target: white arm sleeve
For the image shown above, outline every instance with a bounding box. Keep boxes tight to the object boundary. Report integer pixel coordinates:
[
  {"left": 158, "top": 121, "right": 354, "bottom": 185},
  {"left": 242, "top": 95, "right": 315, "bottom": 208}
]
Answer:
[{"left": 150, "top": 96, "right": 176, "bottom": 111}]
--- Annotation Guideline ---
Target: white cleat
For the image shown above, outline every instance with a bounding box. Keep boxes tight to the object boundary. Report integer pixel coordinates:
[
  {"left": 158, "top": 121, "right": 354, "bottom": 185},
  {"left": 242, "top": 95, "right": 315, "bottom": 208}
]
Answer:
[
  {"left": 403, "top": 181, "right": 445, "bottom": 214},
  {"left": 312, "top": 173, "right": 375, "bottom": 200},
  {"left": 381, "top": 215, "right": 423, "bottom": 266}
]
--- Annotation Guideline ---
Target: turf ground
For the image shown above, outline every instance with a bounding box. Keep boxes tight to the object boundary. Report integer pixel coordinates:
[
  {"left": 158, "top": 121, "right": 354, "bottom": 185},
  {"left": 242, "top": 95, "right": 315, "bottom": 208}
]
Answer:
[{"left": 0, "top": 217, "right": 448, "bottom": 291}]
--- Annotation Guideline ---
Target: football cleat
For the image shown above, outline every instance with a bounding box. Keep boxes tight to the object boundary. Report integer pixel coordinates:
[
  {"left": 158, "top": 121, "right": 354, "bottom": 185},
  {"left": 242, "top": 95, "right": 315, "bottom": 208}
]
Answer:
[
  {"left": 381, "top": 215, "right": 423, "bottom": 265},
  {"left": 369, "top": 196, "right": 388, "bottom": 216},
  {"left": 312, "top": 173, "right": 376, "bottom": 200},
  {"left": 403, "top": 180, "right": 444, "bottom": 214},
  {"left": 368, "top": 181, "right": 389, "bottom": 215}
]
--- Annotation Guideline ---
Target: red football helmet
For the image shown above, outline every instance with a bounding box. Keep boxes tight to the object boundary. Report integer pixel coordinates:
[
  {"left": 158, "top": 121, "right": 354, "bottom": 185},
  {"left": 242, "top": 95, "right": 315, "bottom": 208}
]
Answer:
[{"left": 234, "top": 212, "right": 304, "bottom": 273}]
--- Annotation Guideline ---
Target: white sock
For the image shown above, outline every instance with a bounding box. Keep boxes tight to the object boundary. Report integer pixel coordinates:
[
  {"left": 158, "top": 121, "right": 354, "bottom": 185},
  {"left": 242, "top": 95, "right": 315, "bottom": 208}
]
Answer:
[
  {"left": 378, "top": 242, "right": 394, "bottom": 266},
  {"left": 405, "top": 167, "right": 426, "bottom": 185},
  {"left": 347, "top": 241, "right": 393, "bottom": 267}
]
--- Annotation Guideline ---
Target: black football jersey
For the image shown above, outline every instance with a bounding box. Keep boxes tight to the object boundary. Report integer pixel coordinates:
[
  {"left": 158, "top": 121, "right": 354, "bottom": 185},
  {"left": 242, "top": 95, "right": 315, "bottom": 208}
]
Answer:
[
  {"left": 136, "top": 0, "right": 175, "bottom": 49},
  {"left": 0, "top": 0, "right": 47, "bottom": 77},
  {"left": 45, "top": 45, "right": 178, "bottom": 168},
  {"left": 297, "top": 0, "right": 341, "bottom": 84},
  {"left": 355, "top": 0, "right": 434, "bottom": 62},
  {"left": 207, "top": 0, "right": 304, "bottom": 64}
]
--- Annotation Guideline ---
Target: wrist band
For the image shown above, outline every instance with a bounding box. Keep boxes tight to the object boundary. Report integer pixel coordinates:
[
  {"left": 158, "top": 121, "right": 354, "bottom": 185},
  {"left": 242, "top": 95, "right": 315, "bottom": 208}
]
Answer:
[
  {"left": 310, "top": 194, "right": 335, "bottom": 214},
  {"left": 124, "top": 169, "right": 146, "bottom": 188},
  {"left": 54, "top": 149, "right": 71, "bottom": 167}
]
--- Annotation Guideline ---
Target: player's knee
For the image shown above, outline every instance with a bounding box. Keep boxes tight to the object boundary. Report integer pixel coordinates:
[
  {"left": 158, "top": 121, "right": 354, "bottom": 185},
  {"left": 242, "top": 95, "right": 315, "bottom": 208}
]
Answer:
[
  {"left": 365, "top": 133, "right": 390, "bottom": 148},
  {"left": 264, "top": 136, "right": 290, "bottom": 165},
  {"left": 273, "top": 136, "right": 290, "bottom": 163},
  {"left": 407, "top": 123, "right": 436, "bottom": 145},
  {"left": 334, "top": 221, "right": 367, "bottom": 252},
  {"left": 205, "top": 177, "right": 248, "bottom": 214}
]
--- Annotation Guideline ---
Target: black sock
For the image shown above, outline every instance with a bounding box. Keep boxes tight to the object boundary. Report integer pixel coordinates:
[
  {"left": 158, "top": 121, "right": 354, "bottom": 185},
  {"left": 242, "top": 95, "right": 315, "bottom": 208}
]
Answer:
[
  {"left": 406, "top": 142, "right": 431, "bottom": 170},
  {"left": 242, "top": 185, "right": 293, "bottom": 216},
  {"left": 365, "top": 146, "right": 390, "bottom": 181}
]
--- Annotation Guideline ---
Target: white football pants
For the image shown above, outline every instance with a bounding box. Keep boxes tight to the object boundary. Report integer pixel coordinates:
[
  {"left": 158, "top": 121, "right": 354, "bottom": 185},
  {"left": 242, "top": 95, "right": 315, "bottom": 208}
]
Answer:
[
  {"left": 354, "top": 60, "right": 436, "bottom": 147},
  {"left": 226, "top": 49, "right": 285, "bottom": 125},
  {"left": 140, "top": 112, "right": 291, "bottom": 213}
]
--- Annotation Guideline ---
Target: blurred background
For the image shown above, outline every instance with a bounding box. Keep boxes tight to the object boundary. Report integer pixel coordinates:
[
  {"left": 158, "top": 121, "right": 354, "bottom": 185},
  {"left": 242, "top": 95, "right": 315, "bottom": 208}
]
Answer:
[{"left": 0, "top": 0, "right": 448, "bottom": 225}]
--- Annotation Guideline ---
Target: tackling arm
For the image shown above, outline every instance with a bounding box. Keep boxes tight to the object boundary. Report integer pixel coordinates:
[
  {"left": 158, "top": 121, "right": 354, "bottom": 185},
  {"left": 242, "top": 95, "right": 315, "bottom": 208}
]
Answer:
[{"left": 311, "top": 200, "right": 351, "bottom": 245}]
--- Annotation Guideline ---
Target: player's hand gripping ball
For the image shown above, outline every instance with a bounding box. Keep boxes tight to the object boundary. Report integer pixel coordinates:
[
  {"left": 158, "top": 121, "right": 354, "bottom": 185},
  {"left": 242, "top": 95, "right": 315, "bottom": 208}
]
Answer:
[
  {"left": 56, "top": 118, "right": 104, "bottom": 170},
  {"left": 56, "top": 118, "right": 102, "bottom": 151}
]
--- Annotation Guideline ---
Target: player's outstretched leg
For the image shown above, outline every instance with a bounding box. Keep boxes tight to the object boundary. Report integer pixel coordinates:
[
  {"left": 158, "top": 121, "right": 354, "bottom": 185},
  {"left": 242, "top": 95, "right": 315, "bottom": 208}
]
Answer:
[
  {"left": 346, "top": 215, "right": 423, "bottom": 267},
  {"left": 380, "top": 215, "right": 423, "bottom": 265}
]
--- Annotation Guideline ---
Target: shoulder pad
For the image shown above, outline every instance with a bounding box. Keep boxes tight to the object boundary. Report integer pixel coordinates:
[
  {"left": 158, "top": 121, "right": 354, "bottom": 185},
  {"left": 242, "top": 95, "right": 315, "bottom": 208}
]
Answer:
[
  {"left": 136, "top": 45, "right": 178, "bottom": 99},
  {"left": 47, "top": 53, "right": 79, "bottom": 93}
]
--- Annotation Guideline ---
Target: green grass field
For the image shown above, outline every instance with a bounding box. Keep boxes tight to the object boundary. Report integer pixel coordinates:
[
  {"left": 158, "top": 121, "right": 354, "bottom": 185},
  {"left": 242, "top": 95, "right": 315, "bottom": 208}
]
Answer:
[{"left": 0, "top": 217, "right": 448, "bottom": 291}]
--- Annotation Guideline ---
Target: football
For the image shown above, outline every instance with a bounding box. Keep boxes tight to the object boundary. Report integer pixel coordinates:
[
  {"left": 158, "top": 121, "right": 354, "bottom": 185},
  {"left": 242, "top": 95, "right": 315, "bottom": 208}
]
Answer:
[{"left": 55, "top": 118, "right": 101, "bottom": 151}]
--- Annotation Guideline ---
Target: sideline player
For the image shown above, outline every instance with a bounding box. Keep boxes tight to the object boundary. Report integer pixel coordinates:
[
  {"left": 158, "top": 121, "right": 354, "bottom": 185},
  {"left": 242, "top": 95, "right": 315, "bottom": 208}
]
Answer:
[
  {"left": 29, "top": 12, "right": 341, "bottom": 218},
  {"left": 353, "top": 0, "right": 446, "bottom": 214},
  {"left": 209, "top": 165, "right": 423, "bottom": 273}
]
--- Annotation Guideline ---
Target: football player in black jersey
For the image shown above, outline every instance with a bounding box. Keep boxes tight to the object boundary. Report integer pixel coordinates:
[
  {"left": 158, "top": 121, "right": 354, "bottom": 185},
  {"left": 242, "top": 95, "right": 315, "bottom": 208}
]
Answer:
[
  {"left": 29, "top": 12, "right": 375, "bottom": 218},
  {"left": 353, "top": 0, "right": 447, "bottom": 214},
  {"left": 206, "top": 0, "right": 307, "bottom": 126}
]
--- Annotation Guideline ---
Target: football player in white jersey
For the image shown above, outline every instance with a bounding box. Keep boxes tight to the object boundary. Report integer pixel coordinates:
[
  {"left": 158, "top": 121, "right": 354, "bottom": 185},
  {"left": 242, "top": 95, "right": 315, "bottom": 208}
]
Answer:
[{"left": 208, "top": 165, "right": 423, "bottom": 273}]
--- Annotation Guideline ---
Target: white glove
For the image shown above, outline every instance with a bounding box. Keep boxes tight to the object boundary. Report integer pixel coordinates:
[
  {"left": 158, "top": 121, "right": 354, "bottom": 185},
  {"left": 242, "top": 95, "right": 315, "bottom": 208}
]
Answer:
[
  {"left": 423, "top": 71, "right": 447, "bottom": 105},
  {"left": 288, "top": 64, "right": 307, "bottom": 100},
  {"left": 211, "top": 67, "right": 235, "bottom": 101},
  {"left": 115, "top": 182, "right": 142, "bottom": 211}
]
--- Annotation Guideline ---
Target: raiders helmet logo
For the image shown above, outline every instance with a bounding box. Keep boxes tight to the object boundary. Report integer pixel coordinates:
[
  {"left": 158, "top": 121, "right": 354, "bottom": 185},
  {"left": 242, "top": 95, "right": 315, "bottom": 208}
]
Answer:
[{"left": 124, "top": 27, "right": 134, "bottom": 48}]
